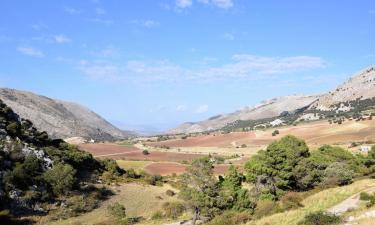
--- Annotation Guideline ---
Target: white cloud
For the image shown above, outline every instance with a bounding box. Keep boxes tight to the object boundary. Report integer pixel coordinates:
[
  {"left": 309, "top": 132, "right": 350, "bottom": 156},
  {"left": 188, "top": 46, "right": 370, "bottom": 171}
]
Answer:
[
  {"left": 90, "top": 47, "right": 119, "bottom": 57},
  {"left": 198, "top": 0, "right": 233, "bottom": 8},
  {"left": 64, "top": 7, "right": 81, "bottom": 15},
  {"left": 88, "top": 18, "right": 114, "bottom": 25},
  {"left": 222, "top": 33, "right": 235, "bottom": 40},
  {"left": 176, "top": 105, "right": 188, "bottom": 112},
  {"left": 95, "top": 7, "right": 106, "bottom": 15},
  {"left": 130, "top": 20, "right": 160, "bottom": 28},
  {"left": 78, "top": 54, "right": 325, "bottom": 83},
  {"left": 31, "top": 23, "right": 48, "bottom": 31},
  {"left": 17, "top": 46, "right": 44, "bottom": 57},
  {"left": 176, "top": 0, "right": 193, "bottom": 8},
  {"left": 79, "top": 60, "right": 120, "bottom": 80},
  {"left": 195, "top": 104, "right": 209, "bottom": 113},
  {"left": 54, "top": 34, "right": 71, "bottom": 44}
]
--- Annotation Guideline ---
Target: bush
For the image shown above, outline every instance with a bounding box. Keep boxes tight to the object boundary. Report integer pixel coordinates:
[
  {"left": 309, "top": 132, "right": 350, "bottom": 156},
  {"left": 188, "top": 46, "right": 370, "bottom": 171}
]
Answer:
[
  {"left": 142, "top": 150, "right": 150, "bottom": 155},
  {"left": 360, "top": 192, "right": 372, "bottom": 201},
  {"left": 144, "top": 174, "right": 163, "bottom": 186},
  {"left": 165, "top": 190, "right": 175, "bottom": 196},
  {"left": 206, "top": 211, "right": 252, "bottom": 225},
  {"left": 107, "top": 203, "right": 127, "bottom": 224},
  {"left": 298, "top": 211, "right": 341, "bottom": 225},
  {"left": 280, "top": 192, "right": 303, "bottom": 210},
  {"left": 151, "top": 210, "right": 164, "bottom": 220},
  {"left": 254, "top": 200, "right": 277, "bottom": 219},
  {"left": 322, "top": 162, "right": 354, "bottom": 186},
  {"left": 43, "top": 163, "right": 76, "bottom": 196},
  {"left": 162, "top": 202, "right": 185, "bottom": 219}
]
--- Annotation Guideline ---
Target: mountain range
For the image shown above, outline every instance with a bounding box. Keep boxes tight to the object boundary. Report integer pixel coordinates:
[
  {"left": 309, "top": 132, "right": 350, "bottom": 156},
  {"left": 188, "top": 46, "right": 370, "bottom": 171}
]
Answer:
[
  {"left": 0, "top": 88, "right": 132, "bottom": 141},
  {"left": 169, "top": 66, "right": 375, "bottom": 134}
]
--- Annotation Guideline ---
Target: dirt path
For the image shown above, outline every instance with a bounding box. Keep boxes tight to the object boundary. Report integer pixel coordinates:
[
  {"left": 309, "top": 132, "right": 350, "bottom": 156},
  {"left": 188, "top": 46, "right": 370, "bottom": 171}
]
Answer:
[{"left": 328, "top": 186, "right": 375, "bottom": 215}]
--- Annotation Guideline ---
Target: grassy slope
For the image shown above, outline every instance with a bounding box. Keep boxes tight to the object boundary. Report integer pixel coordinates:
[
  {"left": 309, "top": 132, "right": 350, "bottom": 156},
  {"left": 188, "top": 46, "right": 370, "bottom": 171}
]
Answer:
[
  {"left": 116, "top": 160, "right": 152, "bottom": 172},
  {"left": 248, "top": 179, "right": 375, "bottom": 225},
  {"left": 46, "top": 183, "right": 181, "bottom": 225}
]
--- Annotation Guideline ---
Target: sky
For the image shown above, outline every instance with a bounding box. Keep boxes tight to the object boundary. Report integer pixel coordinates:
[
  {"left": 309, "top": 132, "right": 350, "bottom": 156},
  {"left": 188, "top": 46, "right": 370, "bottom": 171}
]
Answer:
[{"left": 0, "top": 0, "right": 375, "bottom": 133}]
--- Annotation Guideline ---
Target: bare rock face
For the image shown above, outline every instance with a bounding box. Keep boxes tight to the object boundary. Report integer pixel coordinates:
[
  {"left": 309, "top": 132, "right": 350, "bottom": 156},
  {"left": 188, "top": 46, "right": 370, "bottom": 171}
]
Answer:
[
  {"left": 169, "top": 94, "right": 318, "bottom": 134},
  {"left": 0, "top": 88, "right": 130, "bottom": 141},
  {"left": 311, "top": 66, "right": 375, "bottom": 110}
]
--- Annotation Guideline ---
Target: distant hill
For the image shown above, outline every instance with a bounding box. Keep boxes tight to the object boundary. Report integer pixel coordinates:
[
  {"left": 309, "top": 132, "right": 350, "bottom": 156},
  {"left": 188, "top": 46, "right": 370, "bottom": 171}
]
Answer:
[
  {"left": 170, "top": 65, "right": 375, "bottom": 134},
  {"left": 310, "top": 66, "right": 375, "bottom": 110},
  {"left": 169, "top": 94, "right": 318, "bottom": 134},
  {"left": 0, "top": 88, "right": 133, "bottom": 141}
]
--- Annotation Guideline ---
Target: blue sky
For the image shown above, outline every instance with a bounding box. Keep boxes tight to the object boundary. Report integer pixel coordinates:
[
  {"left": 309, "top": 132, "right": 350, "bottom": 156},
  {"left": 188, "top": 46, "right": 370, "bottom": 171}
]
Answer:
[{"left": 0, "top": 0, "right": 375, "bottom": 132}]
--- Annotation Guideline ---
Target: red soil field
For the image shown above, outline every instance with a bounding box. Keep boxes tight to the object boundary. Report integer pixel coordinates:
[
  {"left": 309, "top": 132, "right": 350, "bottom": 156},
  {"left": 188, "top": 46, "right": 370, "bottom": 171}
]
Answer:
[
  {"left": 79, "top": 143, "right": 140, "bottom": 156},
  {"left": 144, "top": 162, "right": 242, "bottom": 176},
  {"left": 79, "top": 143, "right": 206, "bottom": 162},
  {"left": 149, "top": 132, "right": 256, "bottom": 148}
]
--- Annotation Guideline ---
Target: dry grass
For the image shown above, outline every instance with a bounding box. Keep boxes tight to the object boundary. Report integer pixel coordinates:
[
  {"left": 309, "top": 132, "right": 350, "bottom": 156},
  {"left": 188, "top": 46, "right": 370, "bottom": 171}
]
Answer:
[
  {"left": 45, "top": 183, "right": 180, "bottom": 225},
  {"left": 116, "top": 160, "right": 152, "bottom": 172},
  {"left": 248, "top": 179, "right": 375, "bottom": 225}
]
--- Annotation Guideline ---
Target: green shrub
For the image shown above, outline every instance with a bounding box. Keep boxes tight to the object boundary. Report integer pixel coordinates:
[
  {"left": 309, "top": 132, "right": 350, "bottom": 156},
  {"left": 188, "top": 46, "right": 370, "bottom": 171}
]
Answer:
[
  {"left": 142, "top": 150, "right": 150, "bottom": 155},
  {"left": 360, "top": 192, "right": 372, "bottom": 201},
  {"left": 43, "top": 163, "right": 76, "bottom": 196},
  {"left": 162, "top": 202, "right": 185, "bottom": 219},
  {"left": 322, "top": 162, "right": 354, "bottom": 186},
  {"left": 165, "top": 190, "right": 175, "bottom": 196},
  {"left": 151, "top": 210, "right": 164, "bottom": 220},
  {"left": 298, "top": 211, "right": 341, "bottom": 225},
  {"left": 107, "top": 203, "right": 127, "bottom": 224}
]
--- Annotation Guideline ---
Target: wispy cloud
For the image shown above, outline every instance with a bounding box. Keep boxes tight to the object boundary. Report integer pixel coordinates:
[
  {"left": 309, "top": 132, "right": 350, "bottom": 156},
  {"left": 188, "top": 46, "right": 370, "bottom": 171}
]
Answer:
[
  {"left": 17, "top": 46, "right": 44, "bottom": 58},
  {"left": 176, "top": 0, "right": 234, "bottom": 9},
  {"left": 176, "top": 0, "right": 193, "bottom": 8},
  {"left": 87, "top": 18, "right": 114, "bottom": 25},
  {"left": 78, "top": 54, "right": 325, "bottom": 83},
  {"left": 64, "top": 7, "right": 81, "bottom": 15},
  {"left": 369, "top": 9, "right": 375, "bottom": 14},
  {"left": 222, "top": 33, "right": 235, "bottom": 40},
  {"left": 130, "top": 20, "right": 160, "bottom": 28},
  {"left": 90, "top": 47, "right": 119, "bottom": 57},
  {"left": 54, "top": 34, "right": 71, "bottom": 44},
  {"left": 198, "top": 0, "right": 233, "bottom": 9},
  {"left": 31, "top": 23, "right": 48, "bottom": 31},
  {"left": 176, "top": 105, "right": 188, "bottom": 112},
  {"left": 95, "top": 7, "right": 106, "bottom": 15},
  {"left": 194, "top": 104, "right": 209, "bottom": 113}
]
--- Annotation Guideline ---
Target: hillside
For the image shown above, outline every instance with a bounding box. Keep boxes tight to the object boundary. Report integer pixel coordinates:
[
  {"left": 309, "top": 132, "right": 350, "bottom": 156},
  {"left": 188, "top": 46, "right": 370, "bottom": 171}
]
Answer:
[
  {"left": 0, "top": 88, "right": 132, "bottom": 141},
  {"left": 311, "top": 66, "right": 375, "bottom": 110},
  {"left": 170, "top": 66, "right": 375, "bottom": 134},
  {"left": 0, "top": 98, "right": 123, "bottom": 223},
  {"left": 169, "top": 94, "right": 318, "bottom": 134}
]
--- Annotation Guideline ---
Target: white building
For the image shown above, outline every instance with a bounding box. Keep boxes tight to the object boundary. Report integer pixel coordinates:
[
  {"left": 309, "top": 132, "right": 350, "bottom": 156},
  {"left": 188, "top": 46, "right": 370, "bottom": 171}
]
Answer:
[{"left": 360, "top": 145, "right": 371, "bottom": 153}]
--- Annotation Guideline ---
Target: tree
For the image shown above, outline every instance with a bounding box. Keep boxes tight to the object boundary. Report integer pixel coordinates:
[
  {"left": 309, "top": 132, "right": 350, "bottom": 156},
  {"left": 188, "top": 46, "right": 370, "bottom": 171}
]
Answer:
[
  {"left": 245, "top": 135, "right": 310, "bottom": 197},
  {"left": 43, "top": 163, "right": 76, "bottom": 195},
  {"left": 323, "top": 162, "right": 354, "bottom": 186},
  {"left": 179, "top": 157, "right": 219, "bottom": 225}
]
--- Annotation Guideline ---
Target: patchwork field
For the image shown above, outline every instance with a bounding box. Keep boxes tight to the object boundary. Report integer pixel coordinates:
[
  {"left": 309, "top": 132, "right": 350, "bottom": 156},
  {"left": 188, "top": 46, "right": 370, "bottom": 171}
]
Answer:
[
  {"left": 79, "top": 119, "right": 375, "bottom": 176},
  {"left": 150, "top": 119, "right": 375, "bottom": 149}
]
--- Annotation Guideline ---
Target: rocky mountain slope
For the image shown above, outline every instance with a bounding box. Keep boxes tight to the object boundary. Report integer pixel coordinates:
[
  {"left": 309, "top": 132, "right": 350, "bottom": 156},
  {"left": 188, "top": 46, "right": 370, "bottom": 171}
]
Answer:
[
  {"left": 310, "top": 66, "right": 375, "bottom": 110},
  {"left": 169, "top": 94, "right": 318, "bottom": 134},
  {"left": 0, "top": 88, "right": 131, "bottom": 141},
  {"left": 170, "top": 65, "right": 375, "bottom": 134}
]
